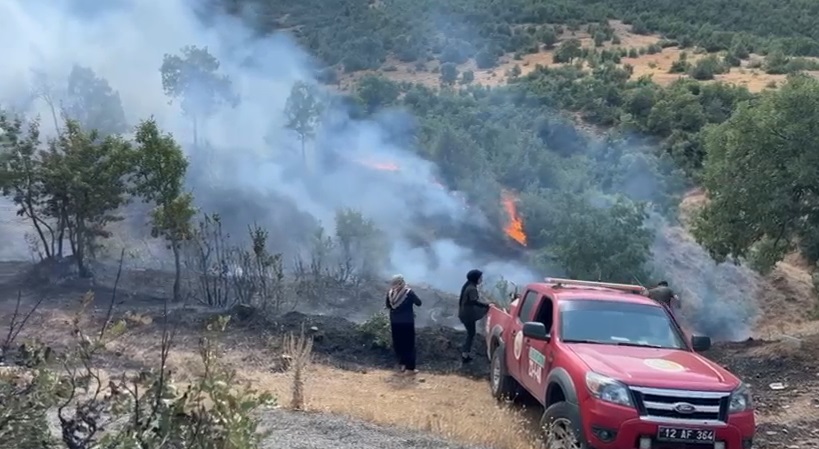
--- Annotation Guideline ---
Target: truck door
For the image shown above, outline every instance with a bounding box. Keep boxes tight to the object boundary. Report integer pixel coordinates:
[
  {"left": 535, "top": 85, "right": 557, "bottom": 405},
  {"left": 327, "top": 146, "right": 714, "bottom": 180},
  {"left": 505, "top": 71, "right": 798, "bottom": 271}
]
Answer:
[
  {"left": 520, "top": 295, "right": 555, "bottom": 399},
  {"left": 510, "top": 290, "right": 539, "bottom": 380}
]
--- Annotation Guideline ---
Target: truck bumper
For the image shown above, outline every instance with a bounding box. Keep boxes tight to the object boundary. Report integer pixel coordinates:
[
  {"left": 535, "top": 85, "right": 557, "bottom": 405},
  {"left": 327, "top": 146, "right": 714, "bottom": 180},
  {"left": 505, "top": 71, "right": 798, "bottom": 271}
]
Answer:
[{"left": 583, "top": 402, "right": 755, "bottom": 449}]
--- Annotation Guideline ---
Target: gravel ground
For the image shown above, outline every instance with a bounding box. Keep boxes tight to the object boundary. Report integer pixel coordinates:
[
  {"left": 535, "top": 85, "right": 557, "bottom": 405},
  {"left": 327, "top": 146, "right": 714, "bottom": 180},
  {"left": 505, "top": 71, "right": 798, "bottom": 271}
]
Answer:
[{"left": 259, "top": 409, "right": 488, "bottom": 449}]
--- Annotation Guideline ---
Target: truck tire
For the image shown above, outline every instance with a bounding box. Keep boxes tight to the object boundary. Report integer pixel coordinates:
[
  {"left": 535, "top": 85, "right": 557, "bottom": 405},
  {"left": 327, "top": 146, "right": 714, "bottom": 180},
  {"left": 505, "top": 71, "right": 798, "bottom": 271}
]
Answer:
[
  {"left": 540, "top": 402, "right": 587, "bottom": 449},
  {"left": 489, "top": 343, "right": 519, "bottom": 400}
]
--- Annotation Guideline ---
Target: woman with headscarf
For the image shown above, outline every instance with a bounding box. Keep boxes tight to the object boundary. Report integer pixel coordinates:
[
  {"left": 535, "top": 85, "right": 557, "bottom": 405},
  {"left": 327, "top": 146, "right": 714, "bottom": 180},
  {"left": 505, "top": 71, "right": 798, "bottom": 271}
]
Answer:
[
  {"left": 458, "top": 269, "right": 490, "bottom": 363},
  {"left": 386, "top": 274, "right": 423, "bottom": 374}
]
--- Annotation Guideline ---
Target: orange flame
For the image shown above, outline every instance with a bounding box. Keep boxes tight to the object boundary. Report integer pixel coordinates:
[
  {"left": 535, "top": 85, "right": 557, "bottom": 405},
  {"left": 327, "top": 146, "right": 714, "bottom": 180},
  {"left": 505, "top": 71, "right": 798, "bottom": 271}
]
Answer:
[
  {"left": 501, "top": 190, "right": 527, "bottom": 247},
  {"left": 358, "top": 159, "right": 400, "bottom": 171},
  {"left": 356, "top": 158, "right": 524, "bottom": 245}
]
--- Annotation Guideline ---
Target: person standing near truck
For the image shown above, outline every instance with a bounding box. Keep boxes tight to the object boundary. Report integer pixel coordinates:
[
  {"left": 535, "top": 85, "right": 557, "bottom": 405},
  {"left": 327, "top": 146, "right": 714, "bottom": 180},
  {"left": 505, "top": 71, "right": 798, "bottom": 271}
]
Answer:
[
  {"left": 647, "top": 281, "right": 681, "bottom": 316},
  {"left": 458, "top": 269, "right": 490, "bottom": 363},
  {"left": 386, "top": 274, "right": 423, "bottom": 374}
]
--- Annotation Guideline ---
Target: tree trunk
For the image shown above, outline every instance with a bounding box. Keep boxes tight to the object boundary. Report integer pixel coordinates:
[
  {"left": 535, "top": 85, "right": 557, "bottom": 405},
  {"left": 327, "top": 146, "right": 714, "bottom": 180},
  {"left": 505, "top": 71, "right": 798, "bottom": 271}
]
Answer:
[
  {"left": 172, "top": 239, "right": 182, "bottom": 302},
  {"left": 24, "top": 202, "right": 52, "bottom": 259},
  {"left": 46, "top": 97, "right": 61, "bottom": 136},
  {"left": 75, "top": 219, "right": 91, "bottom": 278},
  {"left": 68, "top": 222, "right": 77, "bottom": 257},
  {"left": 56, "top": 204, "right": 66, "bottom": 258}
]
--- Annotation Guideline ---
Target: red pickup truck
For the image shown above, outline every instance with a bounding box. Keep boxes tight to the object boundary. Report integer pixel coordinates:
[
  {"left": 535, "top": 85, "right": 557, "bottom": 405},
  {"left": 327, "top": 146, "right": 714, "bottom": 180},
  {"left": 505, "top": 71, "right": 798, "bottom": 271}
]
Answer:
[{"left": 484, "top": 278, "right": 755, "bottom": 449}]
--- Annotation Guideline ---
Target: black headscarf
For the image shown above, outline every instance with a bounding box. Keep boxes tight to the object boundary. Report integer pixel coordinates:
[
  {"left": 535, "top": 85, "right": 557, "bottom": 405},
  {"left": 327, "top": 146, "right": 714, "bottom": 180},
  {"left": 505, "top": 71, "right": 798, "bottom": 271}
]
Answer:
[{"left": 459, "top": 269, "right": 483, "bottom": 302}]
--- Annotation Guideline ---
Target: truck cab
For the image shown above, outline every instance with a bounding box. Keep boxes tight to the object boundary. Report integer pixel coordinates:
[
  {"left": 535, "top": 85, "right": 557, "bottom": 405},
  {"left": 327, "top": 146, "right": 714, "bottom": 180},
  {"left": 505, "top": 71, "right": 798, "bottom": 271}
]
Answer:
[{"left": 484, "top": 278, "right": 755, "bottom": 449}]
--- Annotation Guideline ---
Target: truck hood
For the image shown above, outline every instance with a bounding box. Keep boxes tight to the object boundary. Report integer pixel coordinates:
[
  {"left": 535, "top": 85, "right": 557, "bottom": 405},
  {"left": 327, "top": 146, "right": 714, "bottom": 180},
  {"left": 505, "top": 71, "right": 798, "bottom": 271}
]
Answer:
[{"left": 567, "top": 343, "right": 739, "bottom": 391}]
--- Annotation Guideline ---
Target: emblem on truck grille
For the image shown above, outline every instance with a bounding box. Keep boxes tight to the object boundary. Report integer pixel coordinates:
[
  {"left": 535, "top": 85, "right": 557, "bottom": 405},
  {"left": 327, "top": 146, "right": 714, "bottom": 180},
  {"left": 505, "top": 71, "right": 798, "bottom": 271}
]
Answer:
[{"left": 672, "top": 402, "right": 697, "bottom": 414}]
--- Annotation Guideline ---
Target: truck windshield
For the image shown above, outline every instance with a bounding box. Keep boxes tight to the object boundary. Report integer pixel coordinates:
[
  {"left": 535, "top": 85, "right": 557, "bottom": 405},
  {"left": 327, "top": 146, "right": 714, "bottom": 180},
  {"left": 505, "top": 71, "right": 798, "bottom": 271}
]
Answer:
[{"left": 559, "top": 300, "right": 687, "bottom": 349}]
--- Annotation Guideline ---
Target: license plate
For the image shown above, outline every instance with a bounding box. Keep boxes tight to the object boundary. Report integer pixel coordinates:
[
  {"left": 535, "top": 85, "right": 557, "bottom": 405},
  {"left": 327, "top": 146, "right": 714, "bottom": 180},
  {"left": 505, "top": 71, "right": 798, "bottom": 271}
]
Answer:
[{"left": 657, "top": 426, "right": 715, "bottom": 443}]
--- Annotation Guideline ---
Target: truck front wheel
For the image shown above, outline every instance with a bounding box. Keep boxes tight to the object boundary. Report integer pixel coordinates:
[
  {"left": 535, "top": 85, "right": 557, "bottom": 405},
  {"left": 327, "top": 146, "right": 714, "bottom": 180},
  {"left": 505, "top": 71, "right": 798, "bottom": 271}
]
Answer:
[
  {"left": 540, "top": 402, "right": 586, "bottom": 449},
  {"left": 490, "top": 343, "right": 519, "bottom": 400}
]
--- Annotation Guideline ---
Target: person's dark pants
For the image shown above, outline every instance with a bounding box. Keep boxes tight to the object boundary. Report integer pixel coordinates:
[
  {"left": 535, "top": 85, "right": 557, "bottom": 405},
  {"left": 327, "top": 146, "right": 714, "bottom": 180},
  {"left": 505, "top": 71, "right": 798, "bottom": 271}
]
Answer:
[
  {"left": 461, "top": 319, "right": 477, "bottom": 355},
  {"left": 390, "top": 321, "right": 417, "bottom": 370}
]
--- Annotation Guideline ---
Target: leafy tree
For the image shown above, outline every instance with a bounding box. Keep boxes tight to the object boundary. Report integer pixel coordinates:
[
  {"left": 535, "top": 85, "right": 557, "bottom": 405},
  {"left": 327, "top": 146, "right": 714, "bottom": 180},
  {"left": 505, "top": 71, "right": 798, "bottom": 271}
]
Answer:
[
  {"left": 0, "top": 115, "right": 55, "bottom": 258},
  {"left": 334, "top": 208, "right": 387, "bottom": 281},
  {"left": 689, "top": 55, "right": 726, "bottom": 80},
  {"left": 461, "top": 70, "right": 475, "bottom": 84},
  {"left": 283, "top": 81, "right": 323, "bottom": 164},
  {"left": 475, "top": 47, "right": 498, "bottom": 69},
  {"left": 41, "top": 120, "right": 136, "bottom": 276},
  {"left": 668, "top": 52, "right": 690, "bottom": 73},
  {"left": 540, "top": 26, "right": 558, "bottom": 49},
  {"left": 133, "top": 118, "right": 196, "bottom": 301},
  {"left": 440, "top": 62, "right": 459, "bottom": 85},
  {"left": 160, "top": 45, "right": 238, "bottom": 146},
  {"left": 693, "top": 75, "right": 819, "bottom": 272},
  {"left": 62, "top": 65, "right": 128, "bottom": 136},
  {"left": 553, "top": 39, "right": 582, "bottom": 63},
  {"left": 764, "top": 49, "right": 790, "bottom": 74},
  {"left": 355, "top": 75, "right": 400, "bottom": 114},
  {"left": 538, "top": 194, "right": 653, "bottom": 283}
]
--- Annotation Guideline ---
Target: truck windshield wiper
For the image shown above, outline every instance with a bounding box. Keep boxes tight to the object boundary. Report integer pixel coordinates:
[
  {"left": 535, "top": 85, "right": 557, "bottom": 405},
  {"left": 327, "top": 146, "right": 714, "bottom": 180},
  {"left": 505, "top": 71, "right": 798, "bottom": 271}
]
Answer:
[
  {"left": 613, "top": 341, "right": 665, "bottom": 349},
  {"left": 562, "top": 339, "right": 608, "bottom": 345}
]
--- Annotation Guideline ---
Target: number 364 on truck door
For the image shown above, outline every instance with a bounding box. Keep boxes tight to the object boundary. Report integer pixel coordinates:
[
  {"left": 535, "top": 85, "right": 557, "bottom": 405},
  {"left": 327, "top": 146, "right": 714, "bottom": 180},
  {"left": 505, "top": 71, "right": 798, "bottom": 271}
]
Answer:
[{"left": 527, "top": 348, "right": 545, "bottom": 383}]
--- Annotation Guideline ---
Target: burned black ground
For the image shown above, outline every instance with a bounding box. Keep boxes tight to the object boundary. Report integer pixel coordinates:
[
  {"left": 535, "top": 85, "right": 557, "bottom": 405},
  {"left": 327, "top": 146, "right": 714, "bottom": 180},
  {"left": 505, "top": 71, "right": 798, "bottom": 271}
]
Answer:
[{"left": 1, "top": 260, "right": 818, "bottom": 448}]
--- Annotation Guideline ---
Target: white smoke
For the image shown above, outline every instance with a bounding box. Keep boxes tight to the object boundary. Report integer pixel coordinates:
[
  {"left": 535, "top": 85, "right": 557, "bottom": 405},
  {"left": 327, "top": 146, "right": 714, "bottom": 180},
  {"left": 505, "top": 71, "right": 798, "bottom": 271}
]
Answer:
[{"left": 0, "top": 0, "right": 538, "bottom": 292}]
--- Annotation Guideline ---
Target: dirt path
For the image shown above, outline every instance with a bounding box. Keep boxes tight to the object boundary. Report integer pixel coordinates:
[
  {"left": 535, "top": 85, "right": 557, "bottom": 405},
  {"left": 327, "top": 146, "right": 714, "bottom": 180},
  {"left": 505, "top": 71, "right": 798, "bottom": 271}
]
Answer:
[{"left": 259, "top": 409, "right": 488, "bottom": 449}]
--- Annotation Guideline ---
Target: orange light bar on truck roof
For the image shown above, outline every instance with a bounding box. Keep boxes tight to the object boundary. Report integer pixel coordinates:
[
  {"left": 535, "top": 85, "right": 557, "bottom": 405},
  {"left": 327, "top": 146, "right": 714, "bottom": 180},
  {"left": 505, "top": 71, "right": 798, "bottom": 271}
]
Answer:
[{"left": 543, "top": 277, "right": 647, "bottom": 295}]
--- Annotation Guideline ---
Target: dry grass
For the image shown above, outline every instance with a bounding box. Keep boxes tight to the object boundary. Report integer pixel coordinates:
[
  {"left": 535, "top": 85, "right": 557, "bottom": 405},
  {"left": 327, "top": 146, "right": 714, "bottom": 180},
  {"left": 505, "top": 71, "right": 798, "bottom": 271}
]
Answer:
[
  {"left": 20, "top": 309, "right": 537, "bottom": 449},
  {"left": 5, "top": 298, "right": 819, "bottom": 449},
  {"left": 281, "top": 326, "right": 313, "bottom": 410},
  {"left": 100, "top": 329, "right": 538, "bottom": 449},
  {"left": 237, "top": 363, "right": 537, "bottom": 449},
  {"left": 73, "top": 316, "right": 537, "bottom": 449}
]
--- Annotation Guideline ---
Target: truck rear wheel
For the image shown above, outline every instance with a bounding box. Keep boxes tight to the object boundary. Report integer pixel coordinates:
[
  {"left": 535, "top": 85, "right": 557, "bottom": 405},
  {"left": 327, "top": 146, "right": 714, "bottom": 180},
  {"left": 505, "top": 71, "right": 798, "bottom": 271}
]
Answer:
[
  {"left": 540, "top": 402, "right": 586, "bottom": 449},
  {"left": 490, "top": 343, "right": 519, "bottom": 400}
]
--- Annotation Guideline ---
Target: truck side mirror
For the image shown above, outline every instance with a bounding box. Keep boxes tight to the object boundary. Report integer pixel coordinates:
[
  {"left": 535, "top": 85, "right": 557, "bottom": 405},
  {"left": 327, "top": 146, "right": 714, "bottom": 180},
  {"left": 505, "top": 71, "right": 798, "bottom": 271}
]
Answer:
[
  {"left": 523, "top": 322, "right": 550, "bottom": 341},
  {"left": 691, "top": 335, "right": 711, "bottom": 352}
]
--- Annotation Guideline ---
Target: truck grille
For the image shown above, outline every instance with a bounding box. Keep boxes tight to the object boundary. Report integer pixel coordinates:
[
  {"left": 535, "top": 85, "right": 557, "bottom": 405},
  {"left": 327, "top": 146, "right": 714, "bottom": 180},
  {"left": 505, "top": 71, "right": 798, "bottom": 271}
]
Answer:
[{"left": 630, "top": 386, "right": 729, "bottom": 424}]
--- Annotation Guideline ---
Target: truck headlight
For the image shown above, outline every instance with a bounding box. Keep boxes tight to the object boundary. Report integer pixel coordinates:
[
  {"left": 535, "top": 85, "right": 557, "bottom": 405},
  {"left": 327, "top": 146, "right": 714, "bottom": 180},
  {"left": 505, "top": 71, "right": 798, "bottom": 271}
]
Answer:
[
  {"left": 586, "top": 372, "right": 633, "bottom": 407},
  {"left": 729, "top": 383, "right": 752, "bottom": 413}
]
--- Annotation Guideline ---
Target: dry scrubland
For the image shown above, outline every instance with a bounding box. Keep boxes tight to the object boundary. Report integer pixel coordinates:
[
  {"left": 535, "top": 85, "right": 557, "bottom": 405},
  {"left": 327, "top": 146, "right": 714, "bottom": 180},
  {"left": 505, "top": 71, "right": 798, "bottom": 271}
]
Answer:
[
  {"left": 4, "top": 18, "right": 819, "bottom": 446},
  {"left": 3, "top": 194, "right": 819, "bottom": 449},
  {"left": 338, "top": 20, "right": 819, "bottom": 93}
]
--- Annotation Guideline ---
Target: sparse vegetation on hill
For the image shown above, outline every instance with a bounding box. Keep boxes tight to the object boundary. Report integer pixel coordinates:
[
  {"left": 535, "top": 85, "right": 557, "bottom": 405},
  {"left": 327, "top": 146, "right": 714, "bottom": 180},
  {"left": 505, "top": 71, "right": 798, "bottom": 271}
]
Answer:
[
  {"left": 239, "top": 0, "right": 819, "bottom": 75},
  {"left": 5, "top": 0, "right": 819, "bottom": 302},
  {"left": 4, "top": 0, "right": 819, "bottom": 448}
]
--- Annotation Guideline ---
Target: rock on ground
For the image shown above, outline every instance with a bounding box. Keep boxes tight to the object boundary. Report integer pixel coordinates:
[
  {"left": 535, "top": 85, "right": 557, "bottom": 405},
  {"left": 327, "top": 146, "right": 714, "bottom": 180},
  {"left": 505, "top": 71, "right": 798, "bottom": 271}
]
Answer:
[{"left": 259, "top": 409, "right": 487, "bottom": 449}]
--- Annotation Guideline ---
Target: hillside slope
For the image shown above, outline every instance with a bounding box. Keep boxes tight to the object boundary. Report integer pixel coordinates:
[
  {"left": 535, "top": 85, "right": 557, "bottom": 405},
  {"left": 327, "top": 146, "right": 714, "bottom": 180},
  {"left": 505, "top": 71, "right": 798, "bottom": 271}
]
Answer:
[{"left": 1, "top": 263, "right": 817, "bottom": 449}]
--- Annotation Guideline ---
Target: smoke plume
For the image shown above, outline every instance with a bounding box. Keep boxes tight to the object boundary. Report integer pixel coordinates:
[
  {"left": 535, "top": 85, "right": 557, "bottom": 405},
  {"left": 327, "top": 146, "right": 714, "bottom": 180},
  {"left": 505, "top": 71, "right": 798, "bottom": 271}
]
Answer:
[
  {"left": 0, "top": 0, "right": 538, "bottom": 293},
  {"left": 0, "top": 0, "right": 763, "bottom": 340}
]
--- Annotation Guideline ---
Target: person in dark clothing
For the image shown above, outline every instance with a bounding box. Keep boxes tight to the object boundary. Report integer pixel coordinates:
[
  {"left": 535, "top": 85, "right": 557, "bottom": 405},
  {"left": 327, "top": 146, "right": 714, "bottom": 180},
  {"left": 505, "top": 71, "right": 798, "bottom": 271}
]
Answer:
[
  {"left": 648, "top": 281, "right": 682, "bottom": 320},
  {"left": 458, "top": 269, "right": 490, "bottom": 363},
  {"left": 386, "top": 274, "right": 422, "bottom": 374},
  {"left": 647, "top": 281, "right": 681, "bottom": 315}
]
